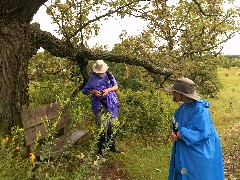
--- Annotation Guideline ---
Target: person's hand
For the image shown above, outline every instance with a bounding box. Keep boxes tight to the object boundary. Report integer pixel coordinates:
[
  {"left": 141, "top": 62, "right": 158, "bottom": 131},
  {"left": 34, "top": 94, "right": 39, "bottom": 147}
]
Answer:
[
  {"left": 101, "top": 85, "right": 118, "bottom": 96},
  {"left": 176, "top": 131, "right": 182, "bottom": 139},
  {"left": 171, "top": 131, "right": 178, "bottom": 141},
  {"left": 92, "top": 90, "right": 102, "bottom": 97},
  {"left": 102, "top": 89, "right": 110, "bottom": 96},
  {"left": 171, "top": 131, "right": 182, "bottom": 141}
]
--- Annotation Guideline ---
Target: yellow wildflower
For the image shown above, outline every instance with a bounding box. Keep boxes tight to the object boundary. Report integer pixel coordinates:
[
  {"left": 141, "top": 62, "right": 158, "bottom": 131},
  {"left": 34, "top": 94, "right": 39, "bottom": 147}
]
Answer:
[
  {"left": 5, "top": 137, "right": 10, "bottom": 142},
  {"left": 29, "top": 153, "right": 36, "bottom": 165},
  {"left": 15, "top": 146, "right": 21, "bottom": 151}
]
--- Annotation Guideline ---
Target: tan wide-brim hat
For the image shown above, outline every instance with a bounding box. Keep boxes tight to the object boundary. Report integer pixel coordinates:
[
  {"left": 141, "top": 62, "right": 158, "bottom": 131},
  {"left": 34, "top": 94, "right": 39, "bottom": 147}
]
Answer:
[
  {"left": 92, "top": 60, "right": 109, "bottom": 73},
  {"left": 165, "top": 77, "right": 200, "bottom": 101}
]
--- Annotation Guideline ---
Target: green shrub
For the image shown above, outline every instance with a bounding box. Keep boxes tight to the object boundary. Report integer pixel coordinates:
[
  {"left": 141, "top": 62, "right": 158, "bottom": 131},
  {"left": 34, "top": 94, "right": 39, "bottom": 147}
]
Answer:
[
  {"left": 118, "top": 89, "right": 177, "bottom": 139},
  {"left": 0, "top": 127, "right": 33, "bottom": 179},
  {"left": 0, "top": 124, "right": 106, "bottom": 179}
]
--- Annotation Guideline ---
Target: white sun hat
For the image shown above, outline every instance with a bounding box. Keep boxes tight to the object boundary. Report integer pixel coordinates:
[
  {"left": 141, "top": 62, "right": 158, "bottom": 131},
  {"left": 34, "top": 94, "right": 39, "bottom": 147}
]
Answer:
[{"left": 92, "top": 60, "right": 109, "bottom": 73}]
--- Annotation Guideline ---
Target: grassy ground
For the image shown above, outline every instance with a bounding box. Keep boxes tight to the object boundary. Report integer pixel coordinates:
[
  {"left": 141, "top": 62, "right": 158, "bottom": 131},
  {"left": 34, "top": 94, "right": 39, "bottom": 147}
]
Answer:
[
  {"left": 210, "top": 67, "right": 240, "bottom": 179},
  {"left": 102, "top": 67, "right": 240, "bottom": 180},
  {"left": 100, "top": 137, "right": 172, "bottom": 180}
]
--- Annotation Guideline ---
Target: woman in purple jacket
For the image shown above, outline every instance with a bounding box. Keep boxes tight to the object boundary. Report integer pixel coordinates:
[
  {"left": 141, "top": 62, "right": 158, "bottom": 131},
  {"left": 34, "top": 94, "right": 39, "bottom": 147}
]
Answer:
[{"left": 83, "top": 60, "right": 121, "bottom": 155}]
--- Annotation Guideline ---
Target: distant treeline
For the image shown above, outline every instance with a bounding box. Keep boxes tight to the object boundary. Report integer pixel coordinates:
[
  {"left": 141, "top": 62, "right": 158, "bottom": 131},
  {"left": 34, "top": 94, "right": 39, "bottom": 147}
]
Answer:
[
  {"left": 220, "top": 55, "right": 240, "bottom": 68},
  {"left": 224, "top": 55, "right": 240, "bottom": 59}
]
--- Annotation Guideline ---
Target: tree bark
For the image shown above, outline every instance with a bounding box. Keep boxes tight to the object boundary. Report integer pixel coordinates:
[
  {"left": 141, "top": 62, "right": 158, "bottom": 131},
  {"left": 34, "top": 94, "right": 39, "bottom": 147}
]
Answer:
[
  {"left": 0, "top": 0, "right": 46, "bottom": 134},
  {"left": 0, "top": 21, "right": 29, "bottom": 134}
]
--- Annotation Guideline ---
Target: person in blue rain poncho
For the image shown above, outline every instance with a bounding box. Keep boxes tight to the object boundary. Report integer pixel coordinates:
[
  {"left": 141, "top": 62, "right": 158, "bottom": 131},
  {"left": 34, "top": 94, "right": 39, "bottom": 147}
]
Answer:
[
  {"left": 165, "top": 77, "right": 224, "bottom": 180},
  {"left": 83, "top": 60, "right": 121, "bottom": 155}
]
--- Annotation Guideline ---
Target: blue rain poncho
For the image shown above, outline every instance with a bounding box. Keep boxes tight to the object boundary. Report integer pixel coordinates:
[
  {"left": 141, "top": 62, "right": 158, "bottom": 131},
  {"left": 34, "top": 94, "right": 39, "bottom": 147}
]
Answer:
[
  {"left": 168, "top": 99, "right": 224, "bottom": 180},
  {"left": 83, "top": 72, "right": 118, "bottom": 117}
]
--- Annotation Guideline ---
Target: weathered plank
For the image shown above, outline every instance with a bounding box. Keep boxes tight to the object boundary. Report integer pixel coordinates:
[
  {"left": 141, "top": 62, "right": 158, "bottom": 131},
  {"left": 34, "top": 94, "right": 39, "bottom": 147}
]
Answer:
[{"left": 20, "top": 102, "right": 88, "bottom": 157}]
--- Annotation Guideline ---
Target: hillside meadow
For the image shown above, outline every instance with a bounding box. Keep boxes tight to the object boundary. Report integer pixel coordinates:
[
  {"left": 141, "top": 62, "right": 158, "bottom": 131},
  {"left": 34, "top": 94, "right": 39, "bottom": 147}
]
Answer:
[{"left": 0, "top": 67, "right": 239, "bottom": 179}]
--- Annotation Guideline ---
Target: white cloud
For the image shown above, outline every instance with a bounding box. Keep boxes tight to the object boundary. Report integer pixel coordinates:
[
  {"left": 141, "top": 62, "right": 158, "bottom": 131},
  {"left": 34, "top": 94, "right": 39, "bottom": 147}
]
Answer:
[
  {"left": 87, "top": 16, "right": 148, "bottom": 49},
  {"left": 221, "top": 34, "right": 240, "bottom": 55}
]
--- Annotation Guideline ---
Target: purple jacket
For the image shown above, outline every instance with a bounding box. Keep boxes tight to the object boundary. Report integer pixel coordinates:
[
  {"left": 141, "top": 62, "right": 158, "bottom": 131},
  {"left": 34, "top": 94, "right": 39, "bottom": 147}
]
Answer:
[{"left": 83, "top": 72, "right": 118, "bottom": 117}]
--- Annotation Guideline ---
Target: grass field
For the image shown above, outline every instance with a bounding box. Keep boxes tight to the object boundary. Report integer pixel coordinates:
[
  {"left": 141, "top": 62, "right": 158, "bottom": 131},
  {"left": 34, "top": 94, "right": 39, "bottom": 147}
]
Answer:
[{"left": 108, "top": 67, "right": 240, "bottom": 179}]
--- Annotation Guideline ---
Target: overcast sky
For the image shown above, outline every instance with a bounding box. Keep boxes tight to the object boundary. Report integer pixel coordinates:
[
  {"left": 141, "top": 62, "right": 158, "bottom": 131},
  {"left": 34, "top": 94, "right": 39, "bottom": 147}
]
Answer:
[{"left": 32, "top": 1, "right": 240, "bottom": 55}]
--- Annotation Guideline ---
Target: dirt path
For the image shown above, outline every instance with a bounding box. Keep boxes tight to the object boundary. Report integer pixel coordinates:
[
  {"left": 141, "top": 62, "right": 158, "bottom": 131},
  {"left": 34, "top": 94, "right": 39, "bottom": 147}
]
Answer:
[{"left": 99, "top": 161, "right": 128, "bottom": 180}]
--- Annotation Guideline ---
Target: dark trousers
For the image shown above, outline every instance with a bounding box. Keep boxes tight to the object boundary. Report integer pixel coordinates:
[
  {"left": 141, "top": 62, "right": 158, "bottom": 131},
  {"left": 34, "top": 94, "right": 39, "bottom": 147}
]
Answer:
[
  {"left": 97, "top": 123, "right": 116, "bottom": 153},
  {"left": 95, "top": 105, "right": 117, "bottom": 154}
]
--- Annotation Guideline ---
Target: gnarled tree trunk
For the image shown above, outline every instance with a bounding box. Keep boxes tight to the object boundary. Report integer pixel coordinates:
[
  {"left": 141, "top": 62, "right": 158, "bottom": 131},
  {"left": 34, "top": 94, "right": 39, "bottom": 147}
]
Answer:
[
  {"left": 0, "top": 21, "right": 30, "bottom": 134},
  {"left": 0, "top": 0, "right": 46, "bottom": 135}
]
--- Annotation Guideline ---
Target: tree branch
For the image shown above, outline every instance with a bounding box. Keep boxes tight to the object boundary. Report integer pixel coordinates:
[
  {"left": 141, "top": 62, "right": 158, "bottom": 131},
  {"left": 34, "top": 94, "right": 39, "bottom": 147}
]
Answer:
[
  {"left": 29, "top": 22, "right": 173, "bottom": 76},
  {"left": 192, "top": 0, "right": 218, "bottom": 17},
  {"left": 78, "top": 48, "right": 173, "bottom": 75},
  {"left": 29, "top": 22, "right": 76, "bottom": 59}
]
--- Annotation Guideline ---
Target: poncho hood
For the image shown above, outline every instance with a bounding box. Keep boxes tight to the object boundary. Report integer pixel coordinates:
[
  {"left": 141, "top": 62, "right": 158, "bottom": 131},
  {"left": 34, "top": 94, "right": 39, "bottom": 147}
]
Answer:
[{"left": 185, "top": 99, "right": 210, "bottom": 108}]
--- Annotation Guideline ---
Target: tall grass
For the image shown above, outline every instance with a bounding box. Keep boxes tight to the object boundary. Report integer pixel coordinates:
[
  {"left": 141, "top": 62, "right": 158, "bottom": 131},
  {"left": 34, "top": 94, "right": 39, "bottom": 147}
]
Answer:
[{"left": 210, "top": 67, "right": 240, "bottom": 179}]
